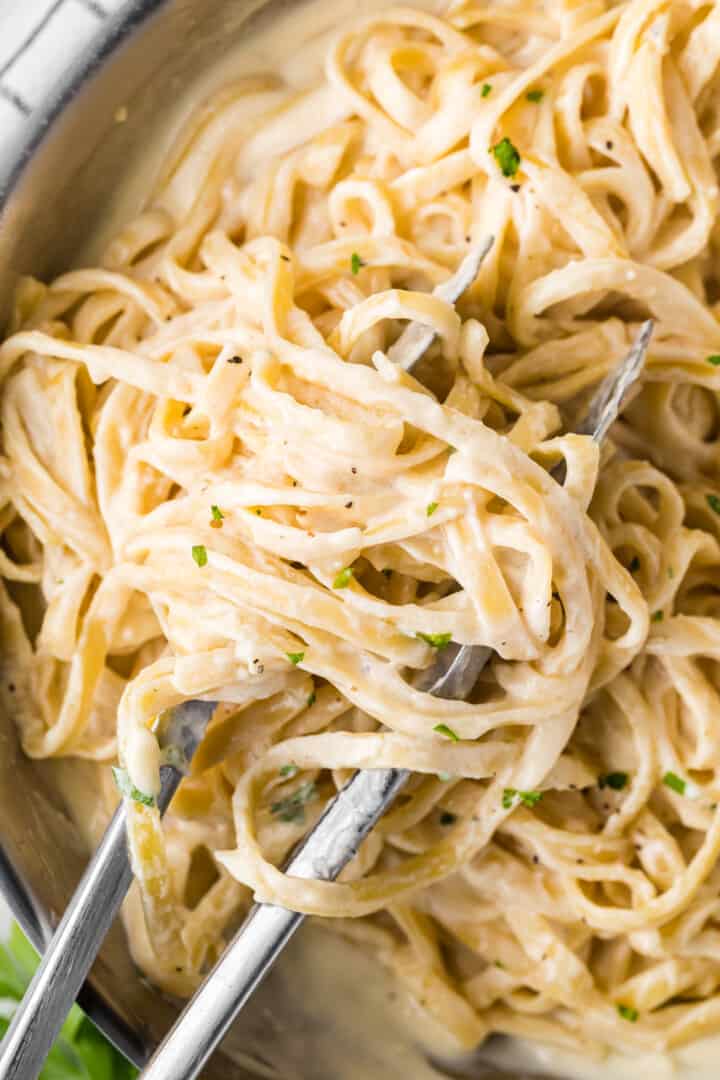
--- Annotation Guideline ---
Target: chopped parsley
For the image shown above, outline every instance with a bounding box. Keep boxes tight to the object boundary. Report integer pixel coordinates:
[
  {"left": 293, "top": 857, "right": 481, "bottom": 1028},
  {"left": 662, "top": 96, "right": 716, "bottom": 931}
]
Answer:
[
  {"left": 706, "top": 494, "right": 720, "bottom": 515},
  {"left": 417, "top": 631, "right": 452, "bottom": 649},
  {"left": 651, "top": 611, "right": 664, "bottom": 622},
  {"left": 191, "top": 544, "right": 207, "bottom": 568},
  {"left": 333, "top": 566, "right": 354, "bottom": 589},
  {"left": 439, "top": 811, "right": 457, "bottom": 825},
  {"left": 490, "top": 136, "right": 521, "bottom": 178},
  {"left": 426, "top": 501, "right": 439, "bottom": 517},
  {"left": 210, "top": 505, "right": 224, "bottom": 528},
  {"left": 502, "top": 788, "right": 542, "bottom": 810},
  {"left": 286, "top": 651, "right": 305, "bottom": 665},
  {"left": 663, "top": 771, "right": 686, "bottom": 795},
  {"left": 599, "top": 772, "right": 628, "bottom": 791},
  {"left": 271, "top": 780, "right": 317, "bottom": 823},
  {"left": 307, "top": 690, "right": 317, "bottom": 707},
  {"left": 279, "top": 764, "right": 299, "bottom": 779},
  {"left": 526, "top": 89, "right": 544, "bottom": 102},
  {"left": 617, "top": 1004, "right": 638, "bottom": 1023},
  {"left": 350, "top": 252, "right": 364, "bottom": 275},
  {"left": 481, "top": 82, "right": 492, "bottom": 98},
  {"left": 434, "top": 723, "right": 460, "bottom": 741},
  {"left": 706, "top": 355, "right": 720, "bottom": 366},
  {"left": 112, "top": 766, "right": 155, "bottom": 808}
]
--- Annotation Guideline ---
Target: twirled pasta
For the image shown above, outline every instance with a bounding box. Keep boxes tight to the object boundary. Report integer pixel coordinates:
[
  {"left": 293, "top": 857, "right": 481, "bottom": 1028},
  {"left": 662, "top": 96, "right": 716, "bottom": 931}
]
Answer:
[{"left": 2, "top": 0, "right": 720, "bottom": 1065}]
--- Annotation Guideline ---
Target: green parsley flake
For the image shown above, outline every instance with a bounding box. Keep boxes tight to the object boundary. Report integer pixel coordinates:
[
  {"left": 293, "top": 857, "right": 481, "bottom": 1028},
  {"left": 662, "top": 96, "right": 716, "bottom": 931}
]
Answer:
[
  {"left": 502, "top": 788, "right": 543, "bottom": 810},
  {"left": 191, "top": 544, "right": 207, "bottom": 568},
  {"left": 271, "top": 780, "right": 317, "bottom": 823},
  {"left": 707, "top": 355, "right": 720, "bottom": 366},
  {"left": 490, "top": 136, "right": 521, "bottom": 178},
  {"left": 617, "top": 1004, "right": 638, "bottom": 1023},
  {"left": 351, "top": 253, "right": 364, "bottom": 275},
  {"left": 307, "top": 690, "right": 317, "bottom": 708},
  {"left": 112, "top": 766, "right": 155, "bottom": 807},
  {"left": 651, "top": 611, "right": 664, "bottom": 622},
  {"left": 526, "top": 89, "right": 544, "bottom": 102},
  {"left": 706, "top": 494, "right": 720, "bottom": 515},
  {"left": 663, "top": 771, "right": 686, "bottom": 795},
  {"left": 440, "top": 811, "right": 457, "bottom": 825},
  {"left": 426, "top": 501, "right": 439, "bottom": 517},
  {"left": 481, "top": 83, "right": 492, "bottom": 98},
  {"left": 417, "top": 631, "right": 452, "bottom": 649},
  {"left": 434, "top": 723, "right": 460, "bottom": 742},
  {"left": 333, "top": 566, "right": 354, "bottom": 589},
  {"left": 210, "top": 505, "right": 224, "bottom": 523},
  {"left": 280, "top": 764, "right": 299, "bottom": 779},
  {"left": 599, "top": 772, "right": 628, "bottom": 791},
  {"left": 286, "top": 651, "right": 305, "bottom": 665}
]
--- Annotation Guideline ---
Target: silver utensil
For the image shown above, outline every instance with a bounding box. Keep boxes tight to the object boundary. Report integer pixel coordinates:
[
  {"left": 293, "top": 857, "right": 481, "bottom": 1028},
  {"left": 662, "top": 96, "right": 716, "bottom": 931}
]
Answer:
[
  {"left": 0, "top": 246, "right": 490, "bottom": 1080},
  {"left": 0, "top": 699, "right": 215, "bottom": 1080},
  {"left": 139, "top": 321, "right": 654, "bottom": 1080}
]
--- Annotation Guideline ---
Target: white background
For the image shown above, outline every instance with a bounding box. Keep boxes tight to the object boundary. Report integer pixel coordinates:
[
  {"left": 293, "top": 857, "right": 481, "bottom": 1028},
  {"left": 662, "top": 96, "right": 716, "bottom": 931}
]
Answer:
[{"left": 0, "top": 0, "right": 128, "bottom": 153}]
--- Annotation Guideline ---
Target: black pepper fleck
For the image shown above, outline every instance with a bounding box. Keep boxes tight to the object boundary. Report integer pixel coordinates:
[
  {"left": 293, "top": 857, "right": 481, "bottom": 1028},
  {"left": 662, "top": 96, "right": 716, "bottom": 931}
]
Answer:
[{"left": 227, "top": 356, "right": 243, "bottom": 365}]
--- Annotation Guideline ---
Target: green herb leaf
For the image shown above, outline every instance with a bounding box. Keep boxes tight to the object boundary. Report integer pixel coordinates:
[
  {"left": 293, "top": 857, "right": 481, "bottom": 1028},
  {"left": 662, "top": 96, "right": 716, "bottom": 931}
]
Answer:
[
  {"left": 111, "top": 766, "right": 155, "bottom": 808},
  {"left": 617, "top": 1003, "right": 638, "bottom": 1023},
  {"left": 433, "top": 723, "right": 460, "bottom": 741},
  {"left": 663, "top": 771, "right": 686, "bottom": 795},
  {"left": 286, "top": 651, "right": 305, "bottom": 665},
  {"left": 191, "top": 544, "right": 207, "bottom": 568},
  {"left": 426, "top": 501, "right": 439, "bottom": 517},
  {"left": 307, "top": 690, "right": 317, "bottom": 707},
  {"left": 651, "top": 610, "right": 663, "bottom": 622},
  {"left": 350, "top": 253, "right": 364, "bottom": 275},
  {"left": 706, "top": 494, "right": 720, "bottom": 515},
  {"left": 210, "top": 505, "right": 223, "bottom": 522},
  {"left": 271, "top": 781, "right": 317, "bottom": 823},
  {"left": 439, "top": 811, "right": 457, "bottom": 825},
  {"left": 280, "top": 764, "right": 299, "bottom": 778},
  {"left": 706, "top": 355, "right": 720, "bottom": 366},
  {"left": 0, "top": 923, "right": 138, "bottom": 1079},
  {"left": 599, "top": 772, "right": 628, "bottom": 791},
  {"left": 490, "top": 136, "right": 521, "bottom": 178},
  {"left": 333, "top": 566, "right": 354, "bottom": 589},
  {"left": 417, "top": 632, "right": 452, "bottom": 649},
  {"left": 526, "top": 89, "right": 544, "bottom": 102},
  {"left": 503, "top": 788, "right": 542, "bottom": 809},
  {"left": 481, "top": 82, "right": 492, "bottom": 97}
]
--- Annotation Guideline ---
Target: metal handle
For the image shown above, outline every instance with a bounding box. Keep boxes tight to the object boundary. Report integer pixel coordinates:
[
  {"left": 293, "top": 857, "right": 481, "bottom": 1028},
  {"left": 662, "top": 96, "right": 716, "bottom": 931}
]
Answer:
[
  {"left": 140, "top": 767, "right": 409, "bottom": 1080},
  {"left": 0, "top": 765, "right": 182, "bottom": 1080}
]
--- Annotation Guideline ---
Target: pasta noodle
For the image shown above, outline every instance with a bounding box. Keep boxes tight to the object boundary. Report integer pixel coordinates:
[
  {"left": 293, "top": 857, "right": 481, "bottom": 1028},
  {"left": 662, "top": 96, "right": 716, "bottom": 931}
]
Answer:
[{"left": 2, "top": 0, "right": 720, "bottom": 1064}]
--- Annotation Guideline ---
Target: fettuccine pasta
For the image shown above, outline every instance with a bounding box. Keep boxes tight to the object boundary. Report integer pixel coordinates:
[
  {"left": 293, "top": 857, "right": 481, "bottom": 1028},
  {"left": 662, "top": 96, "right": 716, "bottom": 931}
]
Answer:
[{"left": 2, "top": 0, "right": 720, "bottom": 1064}]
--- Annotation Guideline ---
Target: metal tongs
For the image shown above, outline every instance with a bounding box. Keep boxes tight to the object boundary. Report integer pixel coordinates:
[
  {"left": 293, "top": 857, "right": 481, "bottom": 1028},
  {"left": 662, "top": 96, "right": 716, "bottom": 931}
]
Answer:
[{"left": 0, "top": 240, "right": 653, "bottom": 1079}]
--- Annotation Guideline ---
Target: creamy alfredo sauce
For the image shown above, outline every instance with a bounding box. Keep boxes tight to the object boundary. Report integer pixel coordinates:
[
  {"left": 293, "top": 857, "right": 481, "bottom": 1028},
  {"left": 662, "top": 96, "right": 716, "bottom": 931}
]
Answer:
[{"left": 41, "top": 0, "right": 720, "bottom": 1077}]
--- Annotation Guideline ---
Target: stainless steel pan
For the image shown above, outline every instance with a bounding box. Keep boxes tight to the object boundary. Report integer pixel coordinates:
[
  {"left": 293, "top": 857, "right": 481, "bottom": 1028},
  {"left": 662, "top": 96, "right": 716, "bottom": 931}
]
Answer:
[{"left": 0, "top": 4, "right": 577, "bottom": 1077}]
